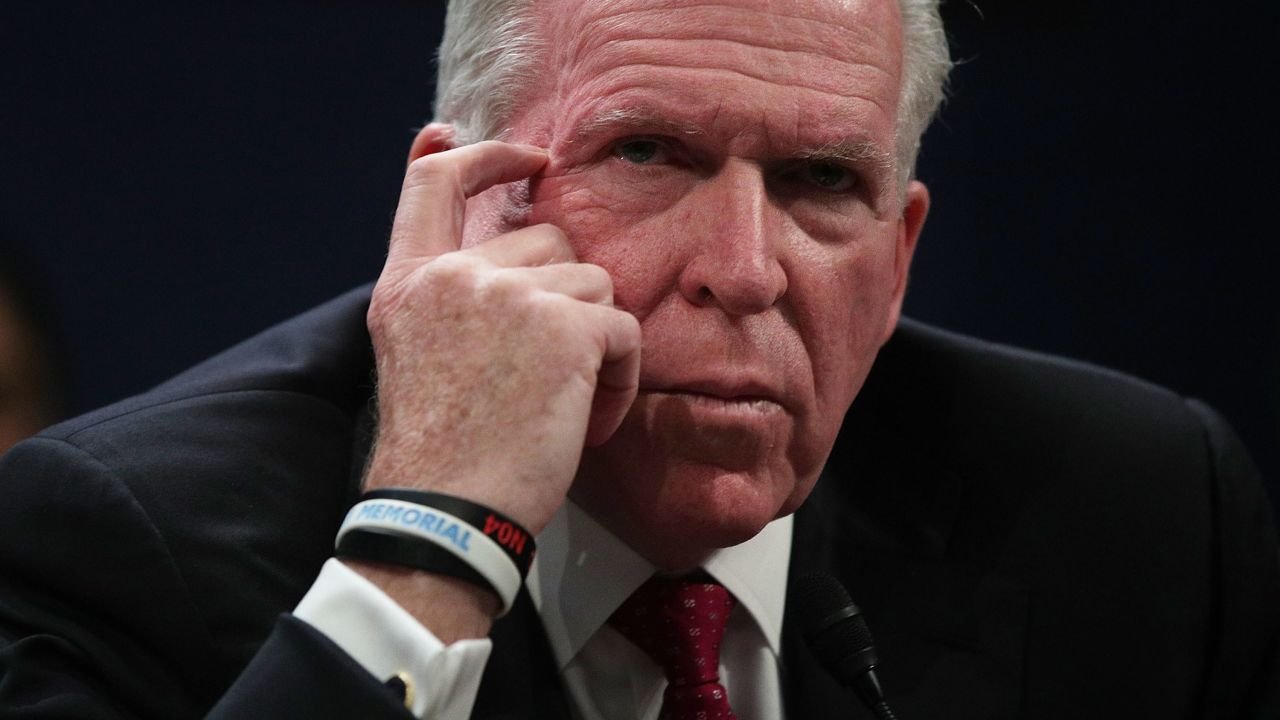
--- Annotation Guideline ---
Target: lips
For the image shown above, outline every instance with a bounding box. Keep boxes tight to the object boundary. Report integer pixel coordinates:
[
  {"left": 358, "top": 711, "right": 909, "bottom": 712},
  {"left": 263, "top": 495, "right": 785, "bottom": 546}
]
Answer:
[{"left": 641, "top": 376, "right": 789, "bottom": 412}]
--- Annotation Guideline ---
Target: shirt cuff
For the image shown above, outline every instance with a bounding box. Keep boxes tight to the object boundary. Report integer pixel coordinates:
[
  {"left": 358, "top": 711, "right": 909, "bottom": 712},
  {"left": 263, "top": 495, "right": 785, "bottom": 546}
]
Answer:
[{"left": 293, "top": 558, "right": 492, "bottom": 719}]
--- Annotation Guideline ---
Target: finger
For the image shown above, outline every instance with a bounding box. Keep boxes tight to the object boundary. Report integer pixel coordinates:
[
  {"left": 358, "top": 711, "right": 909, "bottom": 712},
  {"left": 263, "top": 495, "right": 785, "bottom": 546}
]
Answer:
[
  {"left": 582, "top": 306, "right": 642, "bottom": 446},
  {"left": 508, "top": 264, "right": 614, "bottom": 305},
  {"left": 461, "top": 224, "right": 577, "bottom": 268},
  {"left": 388, "top": 141, "right": 547, "bottom": 266}
]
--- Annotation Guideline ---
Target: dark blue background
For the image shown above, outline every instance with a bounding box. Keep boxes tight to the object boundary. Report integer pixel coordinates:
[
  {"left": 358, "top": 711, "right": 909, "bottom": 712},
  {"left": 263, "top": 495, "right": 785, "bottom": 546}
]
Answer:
[{"left": 3, "top": 1, "right": 1276, "bottom": 514}]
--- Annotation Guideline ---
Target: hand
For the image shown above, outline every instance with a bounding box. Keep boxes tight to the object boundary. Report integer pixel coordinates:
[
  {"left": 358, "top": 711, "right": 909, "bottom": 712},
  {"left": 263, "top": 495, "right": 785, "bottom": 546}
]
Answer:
[{"left": 364, "top": 140, "right": 641, "bottom": 537}]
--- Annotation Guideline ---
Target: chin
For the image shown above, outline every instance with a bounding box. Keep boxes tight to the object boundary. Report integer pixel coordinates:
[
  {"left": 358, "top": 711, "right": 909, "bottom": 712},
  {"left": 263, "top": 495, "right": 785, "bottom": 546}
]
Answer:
[{"left": 574, "top": 452, "right": 806, "bottom": 570}]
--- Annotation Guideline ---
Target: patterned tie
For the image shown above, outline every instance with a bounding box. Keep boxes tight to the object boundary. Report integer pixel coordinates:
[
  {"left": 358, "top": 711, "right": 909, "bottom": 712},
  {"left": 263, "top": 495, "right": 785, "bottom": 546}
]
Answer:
[{"left": 608, "top": 575, "right": 738, "bottom": 720}]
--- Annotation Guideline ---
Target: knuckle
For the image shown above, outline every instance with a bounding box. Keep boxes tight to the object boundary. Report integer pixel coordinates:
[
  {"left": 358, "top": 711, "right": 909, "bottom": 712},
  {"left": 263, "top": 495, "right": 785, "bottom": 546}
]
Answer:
[
  {"left": 584, "top": 263, "right": 612, "bottom": 287},
  {"left": 482, "top": 270, "right": 525, "bottom": 301},
  {"left": 367, "top": 279, "right": 409, "bottom": 339},
  {"left": 425, "top": 251, "right": 472, "bottom": 278},
  {"left": 403, "top": 154, "right": 458, "bottom": 190},
  {"left": 530, "top": 222, "right": 568, "bottom": 243},
  {"left": 611, "top": 306, "right": 641, "bottom": 338},
  {"left": 532, "top": 292, "right": 579, "bottom": 329},
  {"left": 620, "top": 308, "right": 641, "bottom": 333},
  {"left": 528, "top": 223, "right": 573, "bottom": 259},
  {"left": 368, "top": 255, "right": 484, "bottom": 332}
]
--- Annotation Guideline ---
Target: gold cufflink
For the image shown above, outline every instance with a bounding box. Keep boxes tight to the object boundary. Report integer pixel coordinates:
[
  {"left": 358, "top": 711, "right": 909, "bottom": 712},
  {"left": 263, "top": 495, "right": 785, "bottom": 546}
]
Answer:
[{"left": 384, "top": 670, "right": 415, "bottom": 711}]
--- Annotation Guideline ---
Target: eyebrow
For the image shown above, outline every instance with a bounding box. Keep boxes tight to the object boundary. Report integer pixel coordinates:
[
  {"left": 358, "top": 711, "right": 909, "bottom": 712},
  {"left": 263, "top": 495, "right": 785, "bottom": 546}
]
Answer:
[
  {"left": 569, "top": 106, "right": 894, "bottom": 172},
  {"left": 571, "top": 107, "right": 704, "bottom": 141},
  {"left": 795, "top": 140, "right": 894, "bottom": 174}
]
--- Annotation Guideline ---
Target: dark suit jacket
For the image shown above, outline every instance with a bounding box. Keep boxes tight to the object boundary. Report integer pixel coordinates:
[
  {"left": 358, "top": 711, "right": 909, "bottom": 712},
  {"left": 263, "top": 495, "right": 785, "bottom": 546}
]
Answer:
[{"left": 0, "top": 286, "right": 1276, "bottom": 719}]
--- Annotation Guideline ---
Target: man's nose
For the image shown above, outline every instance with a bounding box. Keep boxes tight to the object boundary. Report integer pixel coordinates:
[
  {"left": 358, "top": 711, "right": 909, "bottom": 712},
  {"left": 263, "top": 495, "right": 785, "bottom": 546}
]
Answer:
[{"left": 677, "top": 162, "right": 788, "bottom": 316}]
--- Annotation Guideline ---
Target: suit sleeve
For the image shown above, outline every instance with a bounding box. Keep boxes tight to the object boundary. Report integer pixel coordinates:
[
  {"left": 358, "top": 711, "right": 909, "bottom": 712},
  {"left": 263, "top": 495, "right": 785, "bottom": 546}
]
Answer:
[
  {"left": 0, "top": 437, "right": 420, "bottom": 719},
  {"left": 207, "top": 615, "right": 416, "bottom": 719},
  {"left": 1186, "top": 400, "right": 1280, "bottom": 719}
]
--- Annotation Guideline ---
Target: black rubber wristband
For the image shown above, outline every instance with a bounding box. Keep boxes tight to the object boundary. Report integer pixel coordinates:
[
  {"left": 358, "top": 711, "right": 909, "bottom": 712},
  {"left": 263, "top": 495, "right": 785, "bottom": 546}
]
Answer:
[
  {"left": 335, "top": 528, "right": 499, "bottom": 599},
  {"left": 361, "top": 489, "right": 537, "bottom": 577}
]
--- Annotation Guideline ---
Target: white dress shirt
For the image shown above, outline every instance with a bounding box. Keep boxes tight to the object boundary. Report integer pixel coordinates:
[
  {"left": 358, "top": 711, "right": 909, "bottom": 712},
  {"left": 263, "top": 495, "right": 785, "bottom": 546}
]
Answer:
[
  {"left": 294, "top": 559, "right": 493, "bottom": 718},
  {"left": 294, "top": 501, "right": 793, "bottom": 719},
  {"left": 530, "top": 501, "right": 793, "bottom": 720}
]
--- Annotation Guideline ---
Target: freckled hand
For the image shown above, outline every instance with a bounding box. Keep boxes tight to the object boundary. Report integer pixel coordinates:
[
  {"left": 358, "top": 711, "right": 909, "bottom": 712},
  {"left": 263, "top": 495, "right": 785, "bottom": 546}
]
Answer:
[{"left": 346, "top": 138, "right": 642, "bottom": 632}]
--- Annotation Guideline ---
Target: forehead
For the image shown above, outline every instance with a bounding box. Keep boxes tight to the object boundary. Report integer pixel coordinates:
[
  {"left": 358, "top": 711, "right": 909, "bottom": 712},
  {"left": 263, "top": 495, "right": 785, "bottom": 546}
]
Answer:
[{"left": 524, "top": 0, "right": 904, "bottom": 157}]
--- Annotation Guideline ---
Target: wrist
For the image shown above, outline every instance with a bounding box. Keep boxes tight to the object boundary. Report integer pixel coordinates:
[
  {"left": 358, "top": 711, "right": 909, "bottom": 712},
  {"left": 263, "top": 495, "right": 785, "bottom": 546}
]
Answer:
[
  {"left": 362, "top": 440, "right": 555, "bottom": 535},
  {"left": 341, "top": 559, "right": 498, "bottom": 644},
  {"left": 336, "top": 491, "right": 533, "bottom": 615}
]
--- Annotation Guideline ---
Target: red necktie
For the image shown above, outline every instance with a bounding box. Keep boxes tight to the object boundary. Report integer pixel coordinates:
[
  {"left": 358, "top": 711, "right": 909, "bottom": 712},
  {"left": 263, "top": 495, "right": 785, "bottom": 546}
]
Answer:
[{"left": 608, "top": 575, "right": 738, "bottom": 720}]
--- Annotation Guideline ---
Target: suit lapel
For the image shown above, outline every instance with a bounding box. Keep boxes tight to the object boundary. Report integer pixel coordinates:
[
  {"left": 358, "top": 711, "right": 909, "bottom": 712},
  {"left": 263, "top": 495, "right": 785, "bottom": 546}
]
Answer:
[
  {"left": 781, "top": 442, "right": 968, "bottom": 719},
  {"left": 782, "top": 335, "right": 1028, "bottom": 719}
]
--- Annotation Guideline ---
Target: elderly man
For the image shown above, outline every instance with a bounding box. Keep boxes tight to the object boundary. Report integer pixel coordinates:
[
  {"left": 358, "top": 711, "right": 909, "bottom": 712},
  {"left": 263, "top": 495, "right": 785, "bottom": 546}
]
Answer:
[{"left": 1, "top": 0, "right": 1276, "bottom": 718}]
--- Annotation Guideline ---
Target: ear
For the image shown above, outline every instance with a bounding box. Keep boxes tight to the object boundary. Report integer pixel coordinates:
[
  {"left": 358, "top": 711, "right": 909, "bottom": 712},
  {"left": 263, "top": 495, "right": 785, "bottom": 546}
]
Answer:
[
  {"left": 407, "top": 123, "right": 457, "bottom": 164},
  {"left": 882, "top": 180, "right": 930, "bottom": 342}
]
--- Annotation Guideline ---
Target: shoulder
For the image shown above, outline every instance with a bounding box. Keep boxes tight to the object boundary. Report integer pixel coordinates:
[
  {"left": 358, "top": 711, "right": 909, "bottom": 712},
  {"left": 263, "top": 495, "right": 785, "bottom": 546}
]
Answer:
[
  {"left": 0, "top": 285, "right": 378, "bottom": 701},
  {"left": 45, "top": 283, "right": 376, "bottom": 441},
  {"left": 831, "top": 317, "right": 1270, "bottom": 577},
  {"left": 804, "top": 323, "right": 1280, "bottom": 720},
  {"left": 17, "top": 284, "right": 378, "bottom": 586},
  {"left": 851, "top": 317, "right": 1223, "bottom": 478},
  {"left": 24, "top": 284, "right": 377, "bottom": 527}
]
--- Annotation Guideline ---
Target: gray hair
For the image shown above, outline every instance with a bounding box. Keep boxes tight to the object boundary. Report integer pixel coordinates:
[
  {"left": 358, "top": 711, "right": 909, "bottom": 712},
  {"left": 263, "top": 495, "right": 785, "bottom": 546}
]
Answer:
[{"left": 434, "top": 0, "right": 952, "bottom": 195}]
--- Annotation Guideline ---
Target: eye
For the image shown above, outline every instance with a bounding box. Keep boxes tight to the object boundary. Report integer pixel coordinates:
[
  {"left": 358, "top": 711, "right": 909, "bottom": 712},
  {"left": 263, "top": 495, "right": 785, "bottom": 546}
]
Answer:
[
  {"left": 612, "top": 138, "right": 671, "bottom": 165},
  {"left": 803, "top": 161, "right": 856, "bottom": 191}
]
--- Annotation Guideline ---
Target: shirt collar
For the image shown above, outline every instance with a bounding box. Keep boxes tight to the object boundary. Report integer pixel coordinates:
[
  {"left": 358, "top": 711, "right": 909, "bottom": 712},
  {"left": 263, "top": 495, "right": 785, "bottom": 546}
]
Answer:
[{"left": 528, "top": 500, "right": 793, "bottom": 670}]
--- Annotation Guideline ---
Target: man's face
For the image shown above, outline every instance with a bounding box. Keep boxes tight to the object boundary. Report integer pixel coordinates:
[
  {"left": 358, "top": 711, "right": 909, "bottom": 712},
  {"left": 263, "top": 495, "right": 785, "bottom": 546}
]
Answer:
[{"left": 466, "top": 0, "right": 928, "bottom": 567}]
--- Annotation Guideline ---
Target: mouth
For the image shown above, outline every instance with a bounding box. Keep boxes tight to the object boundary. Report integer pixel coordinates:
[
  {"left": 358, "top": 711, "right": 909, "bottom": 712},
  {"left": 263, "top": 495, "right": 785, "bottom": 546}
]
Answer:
[
  {"left": 642, "top": 379, "right": 788, "bottom": 415},
  {"left": 659, "top": 390, "right": 781, "bottom": 410}
]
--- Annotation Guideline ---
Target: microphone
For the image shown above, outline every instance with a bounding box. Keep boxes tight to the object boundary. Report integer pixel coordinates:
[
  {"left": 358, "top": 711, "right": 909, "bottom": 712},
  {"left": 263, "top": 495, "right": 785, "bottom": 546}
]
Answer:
[{"left": 791, "top": 572, "right": 900, "bottom": 720}]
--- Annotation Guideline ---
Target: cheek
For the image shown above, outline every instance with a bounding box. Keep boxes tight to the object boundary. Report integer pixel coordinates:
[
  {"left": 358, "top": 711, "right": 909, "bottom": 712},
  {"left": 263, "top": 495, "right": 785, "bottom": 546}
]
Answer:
[
  {"left": 537, "top": 165, "right": 692, "bottom": 218},
  {"left": 529, "top": 172, "right": 689, "bottom": 318},
  {"left": 783, "top": 195, "right": 880, "bottom": 246},
  {"left": 794, "top": 231, "right": 900, "bottom": 418}
]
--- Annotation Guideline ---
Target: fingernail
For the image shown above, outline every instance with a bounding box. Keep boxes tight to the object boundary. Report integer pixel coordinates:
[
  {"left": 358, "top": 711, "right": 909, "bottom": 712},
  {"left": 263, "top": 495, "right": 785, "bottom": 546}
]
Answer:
[{"left": 517, "top": 143, "right": 548, "bottom": 154}]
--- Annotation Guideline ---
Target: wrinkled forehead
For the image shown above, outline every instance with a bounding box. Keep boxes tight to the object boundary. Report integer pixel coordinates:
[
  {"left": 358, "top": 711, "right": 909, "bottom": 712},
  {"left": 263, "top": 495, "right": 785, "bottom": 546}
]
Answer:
[
  {"left": 521, "top": 0, "right": 904, "bottom": 161},
  {"left": 545, "top": 0, "right": 902, "bottom": 37},
  {"left": 542, "top": 0, "right": 904, "bottom": 74}
]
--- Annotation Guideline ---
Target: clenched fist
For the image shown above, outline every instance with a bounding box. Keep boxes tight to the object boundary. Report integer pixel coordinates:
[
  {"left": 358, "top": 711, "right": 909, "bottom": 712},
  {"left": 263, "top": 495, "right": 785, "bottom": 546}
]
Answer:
[
  {"left": 364, "top": 139, "right": 641, "bottom": 539},
  {"left": 346, "top": 138, "right": 641, "bottom": 633}
]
